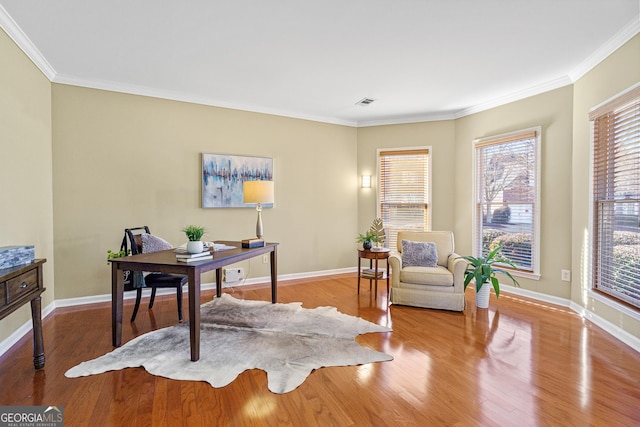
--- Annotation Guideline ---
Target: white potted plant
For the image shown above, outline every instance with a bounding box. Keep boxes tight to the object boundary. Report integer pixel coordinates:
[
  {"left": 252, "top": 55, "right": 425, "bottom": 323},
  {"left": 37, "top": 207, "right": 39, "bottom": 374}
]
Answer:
[
  {"left": 460, "top": 245, "right": 520, "bottom": 308},
  {"left": 182, "top": 225, "right": 206, "bottom": 254}
]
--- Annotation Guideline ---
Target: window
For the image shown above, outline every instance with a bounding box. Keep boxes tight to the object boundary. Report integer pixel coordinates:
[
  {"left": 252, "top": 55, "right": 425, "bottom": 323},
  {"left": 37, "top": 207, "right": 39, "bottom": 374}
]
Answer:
[
  {"left": 590, "top": 84, "right": 640, "bottom": 309},
  {"left": 377, "top": 148, "right": 430, "bottom": 251},
  {"left": 473, "top": 128, "right": 540, "bottom": 277}
]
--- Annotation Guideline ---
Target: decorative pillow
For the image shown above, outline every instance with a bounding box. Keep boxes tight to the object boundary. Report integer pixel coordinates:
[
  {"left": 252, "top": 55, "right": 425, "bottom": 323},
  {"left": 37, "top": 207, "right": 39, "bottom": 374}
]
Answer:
[
  {"left": 141, "top": 233, "right": 173, "bottom": 253},
  {"left": 401, "top": 240, "right": 438, "bottom": 267}
]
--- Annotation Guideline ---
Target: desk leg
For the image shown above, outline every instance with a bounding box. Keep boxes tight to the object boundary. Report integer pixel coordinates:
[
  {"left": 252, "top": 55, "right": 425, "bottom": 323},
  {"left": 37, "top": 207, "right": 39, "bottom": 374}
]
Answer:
[
  {"left": 270, "top": 248, "right": 278, "bottom": 303},
  {"left": 215, "top": 268, "right": 222, "bottom": 298},
  {"left": 111, "top": 263, "right": 124, "bottom": 348},
  {"left": 30, "top": 296, "right": 45, "bottom": 369},
  {"left": 188, "top": 269, "right": 201, "bottom": 361},
  {"left": 357, "top": 255, "right": 361, "bottom": 294}
]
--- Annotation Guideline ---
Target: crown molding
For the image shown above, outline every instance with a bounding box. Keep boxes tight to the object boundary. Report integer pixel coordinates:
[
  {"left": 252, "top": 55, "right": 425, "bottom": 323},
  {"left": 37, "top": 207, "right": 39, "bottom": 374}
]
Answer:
[
  {"left": 569, "top": 15, "right": 640, "bottom": 82},
  {"left": 453, "top": 76, "right": 574, "bottom": 119},
  {"left": 52, "top": 73, "right": 358, "bottom": 127},
  {"left": 0, "top": 4, "right": 55, "bottom": 80}
]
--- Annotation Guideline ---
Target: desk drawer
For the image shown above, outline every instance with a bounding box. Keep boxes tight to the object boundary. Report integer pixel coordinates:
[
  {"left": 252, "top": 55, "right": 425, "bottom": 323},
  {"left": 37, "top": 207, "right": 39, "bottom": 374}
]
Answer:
[{"left": 7, "top": 269, "right": 38, "bottom": 302}]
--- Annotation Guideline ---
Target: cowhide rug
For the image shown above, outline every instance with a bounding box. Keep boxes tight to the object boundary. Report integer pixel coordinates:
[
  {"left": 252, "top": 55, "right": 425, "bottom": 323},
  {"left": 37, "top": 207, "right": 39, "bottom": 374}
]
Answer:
[{"left": 65, "top": 294, "right": 393, "bottom": 394}]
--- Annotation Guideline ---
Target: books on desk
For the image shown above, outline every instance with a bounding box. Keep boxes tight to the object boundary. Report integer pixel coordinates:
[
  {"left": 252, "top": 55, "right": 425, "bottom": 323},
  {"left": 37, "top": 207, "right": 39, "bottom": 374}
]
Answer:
[{"left": 175, "top": 250, "right": 213, "bottom": 262}]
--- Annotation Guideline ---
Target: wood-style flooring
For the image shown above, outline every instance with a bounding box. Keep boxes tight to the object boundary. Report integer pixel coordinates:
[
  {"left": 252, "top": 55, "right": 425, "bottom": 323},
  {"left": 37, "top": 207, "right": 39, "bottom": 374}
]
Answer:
[{"left": 1, "top": 274, "right": 639, "bottom": 426}]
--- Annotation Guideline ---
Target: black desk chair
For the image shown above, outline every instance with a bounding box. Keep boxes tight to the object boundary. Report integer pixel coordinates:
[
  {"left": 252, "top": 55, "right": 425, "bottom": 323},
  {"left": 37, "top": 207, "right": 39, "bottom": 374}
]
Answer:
[{"left": 123, "top": 226, "right": 188, "bottom": 322}]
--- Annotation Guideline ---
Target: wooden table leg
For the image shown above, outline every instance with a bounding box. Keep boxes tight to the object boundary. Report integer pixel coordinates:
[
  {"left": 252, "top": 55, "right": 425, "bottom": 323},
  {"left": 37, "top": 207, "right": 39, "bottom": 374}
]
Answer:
[
  {"left": 215, "top": 268, "right": 222, "bottom": 298},
  {"left": 188, "top": 269, "right": 201, "bottom": 361},
  {"left": 270, "top": 248, "right": 278, "bottom": 303},
  {"left": 30, "top": 295, "right": 45, "bottom": 369},
  {"left": 111, "top": 263, "right": 124, "bottom": 348},
  {"left": 374, "top": 256, "right": 379, "bottom": 299}
]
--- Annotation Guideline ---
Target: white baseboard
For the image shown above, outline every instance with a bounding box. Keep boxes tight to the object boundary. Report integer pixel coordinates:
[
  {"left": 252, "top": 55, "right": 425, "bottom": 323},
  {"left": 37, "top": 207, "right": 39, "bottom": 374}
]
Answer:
[{"left": 3, "top": 266, "right": 638, "bottom": 358}]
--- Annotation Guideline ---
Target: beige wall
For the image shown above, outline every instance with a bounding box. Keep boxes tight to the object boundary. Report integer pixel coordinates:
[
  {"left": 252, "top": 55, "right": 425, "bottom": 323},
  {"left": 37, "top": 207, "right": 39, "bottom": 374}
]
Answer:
[
  {"left": 572, "top": 34, "right": 640, "bottom": 335},
  {"left": 0, "top": 30, "right": 54, "bottom": 342},
  {"left": 454, "top": 86, "right": 574, "bottom": 299},
  {"left": 51, "top": 85, "right": 358, "bottom": 299},
  {"left": 356, "top": 120, "right": 457, "bottom": 237}
]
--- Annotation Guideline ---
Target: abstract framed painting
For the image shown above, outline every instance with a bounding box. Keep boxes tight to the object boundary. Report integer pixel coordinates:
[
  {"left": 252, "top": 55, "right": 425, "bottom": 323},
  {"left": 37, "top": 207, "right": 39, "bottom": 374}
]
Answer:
[{"left": 202, "top": 154, "right": 274, "bottom": 208}]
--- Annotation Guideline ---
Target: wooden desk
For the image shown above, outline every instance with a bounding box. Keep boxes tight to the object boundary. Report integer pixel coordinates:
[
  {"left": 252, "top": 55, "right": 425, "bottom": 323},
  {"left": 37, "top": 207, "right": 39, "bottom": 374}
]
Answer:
[
  {"left": 110, "top": 241, "right": 278, "bottom": 361},
  {"left": 0, "top": 259, "right": 46, "bottom": 369}
]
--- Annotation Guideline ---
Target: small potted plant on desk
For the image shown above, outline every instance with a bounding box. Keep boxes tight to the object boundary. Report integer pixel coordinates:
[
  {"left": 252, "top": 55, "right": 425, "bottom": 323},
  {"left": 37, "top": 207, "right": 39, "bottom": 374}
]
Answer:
[
  {"left": 460, "top": 245, "right": 520, "bottom": 308},
  {"left": 182, "top": 225, "right": 206, "bottom": 254}
]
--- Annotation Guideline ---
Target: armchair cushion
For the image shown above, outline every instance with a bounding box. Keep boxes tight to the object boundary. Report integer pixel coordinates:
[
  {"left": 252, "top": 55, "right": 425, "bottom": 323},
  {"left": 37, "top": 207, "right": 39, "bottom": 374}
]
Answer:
[
  {"left": 400, "top": 265, "right": 453, "bottom": 286},
  {"left": 401, "top": 240, "right": 438, "bottom": 267}
]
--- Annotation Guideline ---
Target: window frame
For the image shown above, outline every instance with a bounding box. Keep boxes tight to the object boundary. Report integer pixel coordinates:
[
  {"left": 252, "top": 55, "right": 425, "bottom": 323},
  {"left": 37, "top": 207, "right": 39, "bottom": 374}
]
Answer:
[
  {"left": 472, "top": 127, "right": 542, "bottom": 280},
  {"left": 376, "top": 146, "right": 432, "bottom": 251},
  {"left": 588, "top": 82, "right": 640, "bottom": 310}
]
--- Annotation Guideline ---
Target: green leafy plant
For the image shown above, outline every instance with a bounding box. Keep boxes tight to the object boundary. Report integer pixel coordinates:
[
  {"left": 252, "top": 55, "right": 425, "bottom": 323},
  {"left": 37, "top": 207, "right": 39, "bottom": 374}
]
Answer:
[
  {"left": 459, "top": 246, "right": 520, "bottom": 298},
  {"left": 356, "top": 230, "right": 378, "bottom": 244},
  {"left": 107, "top": 248, "right": 130, "bottom": 265},
  {"left": 182, "top": 225, "right": 205, "bottom": 241}
]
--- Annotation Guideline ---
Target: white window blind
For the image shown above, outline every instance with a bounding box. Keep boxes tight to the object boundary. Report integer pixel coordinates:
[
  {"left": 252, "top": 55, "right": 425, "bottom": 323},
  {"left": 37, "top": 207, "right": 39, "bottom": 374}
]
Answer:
[
  {"left": 591, "top": 85, "right": 640, "bottom": 308},
  {"left": 378, "top": 148, "right": 430, "bottom": 251},
  {"left": 474, "top": 129, "right": 539, "bottom": 274}
]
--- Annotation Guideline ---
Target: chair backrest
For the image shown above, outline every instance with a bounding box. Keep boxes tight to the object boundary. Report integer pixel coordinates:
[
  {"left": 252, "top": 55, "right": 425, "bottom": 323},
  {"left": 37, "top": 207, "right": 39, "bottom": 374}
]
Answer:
[
  {"left": 124, "top": 226, "right": 151, "bottom": 256},
  {"left": 396, "top": 231, "right": 454, "bottom": 268}
]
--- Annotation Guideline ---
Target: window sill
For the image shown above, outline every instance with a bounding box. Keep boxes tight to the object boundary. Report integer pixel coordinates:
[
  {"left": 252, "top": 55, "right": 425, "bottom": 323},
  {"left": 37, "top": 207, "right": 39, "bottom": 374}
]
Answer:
[
  {"left": 588, "top": 290, "right": 640, "bottom": 321},
  {"left": 509, "top": 270, "right": 541, "bottom": 281}
]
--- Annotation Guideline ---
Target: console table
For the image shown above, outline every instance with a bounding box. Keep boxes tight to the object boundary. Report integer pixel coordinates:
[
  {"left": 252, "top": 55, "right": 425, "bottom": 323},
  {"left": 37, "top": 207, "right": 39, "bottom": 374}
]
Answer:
[
  {"left": 110, "top": 241, "right": 278, "bottom": 362},
  {"left": 0, "top": 259, "right": 46, "bottom": 369}
]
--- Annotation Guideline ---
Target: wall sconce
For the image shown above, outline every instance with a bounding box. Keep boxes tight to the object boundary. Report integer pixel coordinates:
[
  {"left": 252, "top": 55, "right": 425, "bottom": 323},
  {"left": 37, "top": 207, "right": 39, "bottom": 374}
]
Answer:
[{"left": 361, "top": 175, "right": 372, "bottom": 188}]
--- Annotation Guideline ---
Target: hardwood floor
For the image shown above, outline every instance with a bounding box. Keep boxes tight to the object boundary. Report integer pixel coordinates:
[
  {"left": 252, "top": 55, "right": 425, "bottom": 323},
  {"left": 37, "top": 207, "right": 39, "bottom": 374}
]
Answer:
[{"left": 1, "top": 274, "right": 639, "bottom": 426}]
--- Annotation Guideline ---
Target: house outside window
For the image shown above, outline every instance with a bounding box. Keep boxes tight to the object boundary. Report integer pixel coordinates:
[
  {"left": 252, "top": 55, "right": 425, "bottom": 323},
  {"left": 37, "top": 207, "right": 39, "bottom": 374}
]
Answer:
[
  {"left": 377, "top": 148, "right": 431, "bottom": 251},
  {"left": 590, "top": 84, "right": 640, "bottom": 309},
  {"left": 473, "top": 128, "right": 541, "bottom": 278}
]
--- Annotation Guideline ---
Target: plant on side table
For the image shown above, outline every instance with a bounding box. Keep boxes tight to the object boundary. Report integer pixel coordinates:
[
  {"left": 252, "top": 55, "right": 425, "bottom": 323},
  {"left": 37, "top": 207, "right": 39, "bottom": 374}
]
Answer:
[
  {"left": 460, "top": 245, "right": 520, "bottom": 308},
  {"left": 356, "top": 231, "right": 378, "bottom": 250},
  {"left": 182, "top": 225, "right": 206, "bottom": 254}
]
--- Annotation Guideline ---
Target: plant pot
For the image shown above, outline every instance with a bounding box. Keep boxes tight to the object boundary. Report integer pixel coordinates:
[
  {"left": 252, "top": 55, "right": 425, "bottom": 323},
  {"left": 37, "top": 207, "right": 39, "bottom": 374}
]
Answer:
[
  {"left": 363, "top": 241, "right": 372, "bottom": 250},
  {"left": 187, "top": 240, "right": 204, "bottom": 254},
  {"left": 476, "top": 282, "right": 491, "bottom": 309}
]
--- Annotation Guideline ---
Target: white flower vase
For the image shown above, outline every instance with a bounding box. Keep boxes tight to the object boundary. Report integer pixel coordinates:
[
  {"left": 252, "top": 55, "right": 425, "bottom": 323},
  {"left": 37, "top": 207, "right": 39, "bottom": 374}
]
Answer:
[
  {"left": 187, "top": 240, "right": 204, "bottom": 254},
  {"left": 476, "top": 282, "right": 491, "bottom": 309}
]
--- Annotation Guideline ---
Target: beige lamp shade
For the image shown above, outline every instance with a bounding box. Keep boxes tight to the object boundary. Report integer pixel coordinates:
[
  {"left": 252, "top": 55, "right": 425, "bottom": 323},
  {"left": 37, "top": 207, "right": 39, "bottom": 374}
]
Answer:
[{"left": 243, "top": 180, "right": 274, "bottom": 204}]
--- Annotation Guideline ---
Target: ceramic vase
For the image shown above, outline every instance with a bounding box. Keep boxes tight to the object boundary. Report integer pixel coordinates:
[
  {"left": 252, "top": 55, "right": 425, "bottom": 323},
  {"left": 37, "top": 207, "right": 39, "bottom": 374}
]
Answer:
[
  {"left": 187, "top": 240, "right": 204, "bottom": 254},
  {"left": 476, "top": 282, "right": 491, "bottom": 309}
]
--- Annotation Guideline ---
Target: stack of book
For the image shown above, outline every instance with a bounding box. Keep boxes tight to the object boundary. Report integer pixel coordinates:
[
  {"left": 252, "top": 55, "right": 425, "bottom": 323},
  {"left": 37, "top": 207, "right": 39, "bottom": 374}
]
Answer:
[
  {"left": 361, "top": 268, "right": 384, "bottom": 279},
  {"left": 174, "top": 249, "right": 213, "bottom": 263}
]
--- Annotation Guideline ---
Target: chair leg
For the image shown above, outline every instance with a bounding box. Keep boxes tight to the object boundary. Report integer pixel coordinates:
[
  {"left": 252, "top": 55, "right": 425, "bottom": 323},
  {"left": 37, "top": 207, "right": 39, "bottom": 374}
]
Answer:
[
  {"left": 176, "top": 286, "right": 183, "bottom": 321},
  {"left": 131, "top": 289, "right": 142, "bottom": 322},
  {"left": 149, "top": 288, "right": 157, "bottom": 309}
]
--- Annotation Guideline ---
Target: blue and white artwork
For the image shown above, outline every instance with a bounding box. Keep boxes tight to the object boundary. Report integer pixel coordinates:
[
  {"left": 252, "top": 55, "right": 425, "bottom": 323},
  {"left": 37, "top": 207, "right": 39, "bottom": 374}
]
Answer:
[{"left": 202, "top": 154, "right": 273, "bottom": 208}]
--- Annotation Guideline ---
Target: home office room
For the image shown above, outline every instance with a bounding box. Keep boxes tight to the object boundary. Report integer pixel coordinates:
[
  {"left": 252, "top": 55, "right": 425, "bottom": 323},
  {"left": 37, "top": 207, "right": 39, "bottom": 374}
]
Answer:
[{"left": 1, "top": 1, "right": 640, "bottom": 425}]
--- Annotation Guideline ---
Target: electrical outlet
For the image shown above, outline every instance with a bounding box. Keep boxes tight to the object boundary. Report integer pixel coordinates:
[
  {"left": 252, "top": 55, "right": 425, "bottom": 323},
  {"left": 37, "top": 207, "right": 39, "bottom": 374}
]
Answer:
[
  {"left": 262, "top": 254, "right": 269, "bottom": 264},
  {"left": 561, "top": 269, "right": 571, "bottom": 282}
]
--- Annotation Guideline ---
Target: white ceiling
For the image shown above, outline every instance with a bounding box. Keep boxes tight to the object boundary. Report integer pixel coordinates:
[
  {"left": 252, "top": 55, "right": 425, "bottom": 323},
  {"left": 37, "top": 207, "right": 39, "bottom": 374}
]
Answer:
[{"left": 1, "top": 1, "right": 639, "bottom": 127}]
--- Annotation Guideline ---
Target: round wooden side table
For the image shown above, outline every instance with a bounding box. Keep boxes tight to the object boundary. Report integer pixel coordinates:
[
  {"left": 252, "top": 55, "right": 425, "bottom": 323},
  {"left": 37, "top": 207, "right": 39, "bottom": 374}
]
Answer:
[{"left": 357, "top": 248, "right": 390, "bottom": 298}]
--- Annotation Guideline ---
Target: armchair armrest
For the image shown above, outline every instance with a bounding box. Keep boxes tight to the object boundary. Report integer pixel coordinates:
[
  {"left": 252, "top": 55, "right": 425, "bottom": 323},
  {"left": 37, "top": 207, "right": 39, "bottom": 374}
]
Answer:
[
  {"left": 448, "top": 252, "right": 468, "bottom": 293},
  {"left": 388, "top": 253, "right": 402, "bottom": 287}
]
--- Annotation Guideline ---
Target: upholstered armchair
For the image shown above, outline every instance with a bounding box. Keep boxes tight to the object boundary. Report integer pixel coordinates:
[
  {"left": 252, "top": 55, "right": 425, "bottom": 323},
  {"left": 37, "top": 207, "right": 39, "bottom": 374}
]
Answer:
[{"left": 389, "top": 231, "right": 466, "bottom": 311}]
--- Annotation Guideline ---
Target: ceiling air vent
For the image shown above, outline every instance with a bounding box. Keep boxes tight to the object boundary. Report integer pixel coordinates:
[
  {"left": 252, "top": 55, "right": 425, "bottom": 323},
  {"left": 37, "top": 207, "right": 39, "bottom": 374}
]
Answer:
[{"left": 356, "top": 97, "right": 376, "bottom": 106}]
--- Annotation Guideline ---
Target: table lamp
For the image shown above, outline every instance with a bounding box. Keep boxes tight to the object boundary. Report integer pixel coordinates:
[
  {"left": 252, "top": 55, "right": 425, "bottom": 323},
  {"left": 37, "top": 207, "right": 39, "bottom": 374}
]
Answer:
[{"left": 243, "top": 180, "right": 274, "bottom": 239}]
